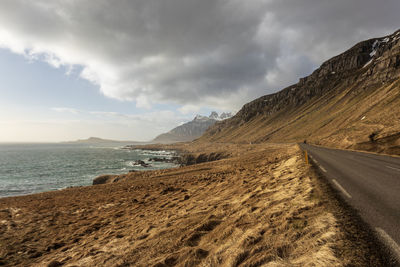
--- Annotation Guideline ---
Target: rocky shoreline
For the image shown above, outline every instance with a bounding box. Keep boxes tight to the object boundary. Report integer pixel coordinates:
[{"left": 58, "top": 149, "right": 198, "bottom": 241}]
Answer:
[
  {"left": 93, "top": 146, "right": 230, "bottom": 185},
  {"left": 124, "top": 144, "right": 230, "bottom": 167}
]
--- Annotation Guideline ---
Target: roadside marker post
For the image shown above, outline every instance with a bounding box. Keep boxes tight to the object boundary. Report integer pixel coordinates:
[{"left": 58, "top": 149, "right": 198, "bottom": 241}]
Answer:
[{"left": 305, "top": 151, "right": 309, "bottom": 165}]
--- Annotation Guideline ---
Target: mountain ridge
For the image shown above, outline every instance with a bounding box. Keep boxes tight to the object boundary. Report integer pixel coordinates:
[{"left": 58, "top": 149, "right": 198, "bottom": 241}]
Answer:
[
  {"left": 200, "top": 29, "right": 400, "bottom": 154},
  {"left": 153, "top": 112, "right": 232, "bottom": 143}
]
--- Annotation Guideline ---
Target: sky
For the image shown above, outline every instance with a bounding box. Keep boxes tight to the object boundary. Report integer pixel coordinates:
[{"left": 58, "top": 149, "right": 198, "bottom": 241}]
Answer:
[{"left": 0, "top": 0, "right": 399, "bottom": 142}]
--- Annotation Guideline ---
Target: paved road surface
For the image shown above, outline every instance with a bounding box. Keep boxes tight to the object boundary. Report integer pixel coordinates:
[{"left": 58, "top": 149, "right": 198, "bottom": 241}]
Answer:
[{"left": 299, "top": 144, "right": 400, "bottom": 262}]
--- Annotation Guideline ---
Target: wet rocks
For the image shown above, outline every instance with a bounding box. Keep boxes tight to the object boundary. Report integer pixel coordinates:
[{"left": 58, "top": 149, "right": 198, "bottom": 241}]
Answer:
[
  {"left": 148, "top": 156, "right": 180, "bottom": 164},
  {"left": 134, "top": 160, "right": 151, "bottom": 167}
]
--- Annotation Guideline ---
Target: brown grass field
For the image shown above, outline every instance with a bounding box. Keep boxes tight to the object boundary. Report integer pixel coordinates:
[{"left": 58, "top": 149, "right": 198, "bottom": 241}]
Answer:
[{"left": 0, "top": 143, "right": 390, "bottom": 266}]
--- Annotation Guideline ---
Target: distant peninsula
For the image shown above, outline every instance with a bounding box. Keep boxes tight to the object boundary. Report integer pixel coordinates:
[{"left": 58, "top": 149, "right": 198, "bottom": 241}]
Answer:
[{"left": 62, "top": 137, "right": 141, "bottom": 144}]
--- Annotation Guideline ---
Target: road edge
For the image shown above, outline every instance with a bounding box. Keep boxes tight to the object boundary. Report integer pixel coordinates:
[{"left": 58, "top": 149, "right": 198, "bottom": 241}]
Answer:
[{"left": 298, "top": 144, "right": 400, "bottom": 266}]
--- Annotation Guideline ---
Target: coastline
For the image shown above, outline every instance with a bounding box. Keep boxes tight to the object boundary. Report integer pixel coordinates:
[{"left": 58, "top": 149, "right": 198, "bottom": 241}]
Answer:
[
  {"left": 0, "top": 142, "right": 391, "bottom": 266},
  {"left": 0, "top": 144, "right": 179, "bottom": 199}
]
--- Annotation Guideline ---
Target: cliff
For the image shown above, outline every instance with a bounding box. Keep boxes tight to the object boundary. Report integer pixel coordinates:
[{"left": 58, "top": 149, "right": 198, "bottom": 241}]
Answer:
[{"left": 200, "top": 30, "right": 400, "bottom": 154}]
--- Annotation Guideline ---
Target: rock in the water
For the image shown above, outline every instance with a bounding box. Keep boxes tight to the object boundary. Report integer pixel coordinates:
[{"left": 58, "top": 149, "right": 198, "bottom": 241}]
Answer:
[{"left": 133, "top": 160, "right": 151, "bottom": 167}]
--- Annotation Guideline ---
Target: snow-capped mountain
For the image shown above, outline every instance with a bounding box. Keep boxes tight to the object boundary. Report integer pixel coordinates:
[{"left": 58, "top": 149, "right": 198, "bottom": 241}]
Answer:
[{"left": 153, "top": 112, "right": 233, "bottom": 143}]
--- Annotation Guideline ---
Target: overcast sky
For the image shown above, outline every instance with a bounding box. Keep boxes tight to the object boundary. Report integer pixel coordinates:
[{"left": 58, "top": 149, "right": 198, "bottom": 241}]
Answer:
[{"left": 0, "top": 0, "right": 399, "bottom": 142}]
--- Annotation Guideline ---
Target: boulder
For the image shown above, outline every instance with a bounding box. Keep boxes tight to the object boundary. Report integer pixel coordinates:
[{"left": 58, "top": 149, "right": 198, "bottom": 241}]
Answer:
[{"left": 92, "top": 175, "right": 118, "bottom": 185}]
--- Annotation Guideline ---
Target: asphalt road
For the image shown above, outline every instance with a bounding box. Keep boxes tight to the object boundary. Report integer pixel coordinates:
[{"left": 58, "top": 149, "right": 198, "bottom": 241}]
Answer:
[{"left": 299, "top": 143, "right": 400, "bottom": 262}]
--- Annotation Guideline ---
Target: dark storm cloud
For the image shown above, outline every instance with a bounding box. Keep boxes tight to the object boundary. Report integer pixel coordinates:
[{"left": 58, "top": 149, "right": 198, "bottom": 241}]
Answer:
[{"left": 0, "top": 0, "right": 399, "bottom": 110}]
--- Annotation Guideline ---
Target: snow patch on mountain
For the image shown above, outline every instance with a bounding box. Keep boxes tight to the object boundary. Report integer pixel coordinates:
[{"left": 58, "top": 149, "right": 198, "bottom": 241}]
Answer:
[{"left": 153, "top": 111, "right": 233, "bottom": 143}]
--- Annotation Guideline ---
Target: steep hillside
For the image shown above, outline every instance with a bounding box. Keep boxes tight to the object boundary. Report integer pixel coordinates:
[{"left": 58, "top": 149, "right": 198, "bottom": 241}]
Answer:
[
  {"left": 153, "top": 112, "right": 232, "bottom": 143},
  {"left": 201, "top": 30, "right": 400, "bottom": 154}
]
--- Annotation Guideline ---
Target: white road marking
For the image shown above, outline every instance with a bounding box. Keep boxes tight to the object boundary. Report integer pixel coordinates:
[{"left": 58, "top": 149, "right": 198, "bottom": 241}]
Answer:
[
  {"left": 332, "top": 179, "right": 352, "bottom": 198},
  {"left": 375, "top": 227, "right": 400, "bottom": 262},
  {"left": 313, "top": 158, "right": 318, "bottom": 164},
  {"left": 386, "top": 165, "right": 400, "bottom": 172},
  {"left": 319, "top": 165, "right": 327, "bottom": 172}
]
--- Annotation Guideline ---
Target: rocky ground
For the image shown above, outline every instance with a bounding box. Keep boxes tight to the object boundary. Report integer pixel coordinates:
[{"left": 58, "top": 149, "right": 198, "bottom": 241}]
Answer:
[{"left": 0, "top": 143, "right": 390, "bottom": 266}]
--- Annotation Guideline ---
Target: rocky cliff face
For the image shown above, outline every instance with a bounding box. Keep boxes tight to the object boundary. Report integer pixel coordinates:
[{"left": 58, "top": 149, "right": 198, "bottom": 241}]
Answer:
[
  {"left": 153, "top": 112, "right": 232, "bottom": 143},
  {"left": 201, "top": 30, "right": 400, "bottom": 154}
]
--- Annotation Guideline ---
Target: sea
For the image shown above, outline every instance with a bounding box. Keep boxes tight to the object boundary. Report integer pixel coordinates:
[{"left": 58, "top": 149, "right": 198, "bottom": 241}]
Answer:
[{"left": 0, "top": 143, "right": 178, "bottom": 198}]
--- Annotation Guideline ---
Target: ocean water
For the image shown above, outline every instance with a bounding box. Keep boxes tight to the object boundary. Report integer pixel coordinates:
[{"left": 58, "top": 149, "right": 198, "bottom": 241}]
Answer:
[{"left": 0, "top": 143, "right": 178, "bottom": 198}]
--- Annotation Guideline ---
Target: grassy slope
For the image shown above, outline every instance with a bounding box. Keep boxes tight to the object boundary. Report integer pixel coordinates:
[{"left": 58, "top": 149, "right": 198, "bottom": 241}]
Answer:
[{"left": 200, "top": 74, "right": 400, "bottom": 155}]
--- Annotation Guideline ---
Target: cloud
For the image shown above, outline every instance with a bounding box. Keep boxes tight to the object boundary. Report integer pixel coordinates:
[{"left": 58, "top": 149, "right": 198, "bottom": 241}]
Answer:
[
  {"left": 51, "top": 107, "right": 80, "bottom": 114},
  {"left": 89, "top": 111, "right": 120, "bottom": 117},
  {"left": 91, "top": 110, "right": 189, "bottom": 134},
  {"left": 47, "top": 107, "right": 191, "bottom": 140},
  {"left": 178, "top": 104, "right": 202, "bottom": 115},
  {"left": 1, "top": 0, "right": 399, "bottom": 110}
]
